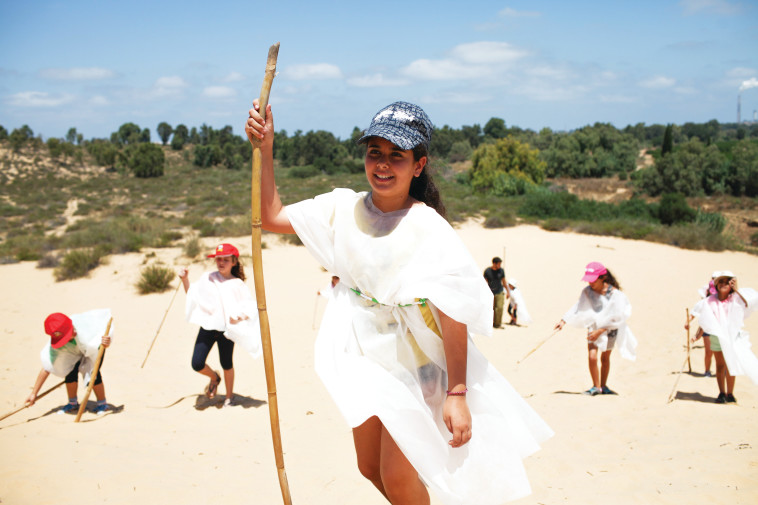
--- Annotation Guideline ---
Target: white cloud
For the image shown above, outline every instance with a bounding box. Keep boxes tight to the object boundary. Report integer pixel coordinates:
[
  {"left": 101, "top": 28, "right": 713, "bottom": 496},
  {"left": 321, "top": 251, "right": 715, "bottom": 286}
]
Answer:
[
  {"left": 421, "top": 90, "right": 492, "bottom": 105},
  {"left": 283, "top": 63, "right": 342, "bottom": 80},
  {"left": 498, "top": 7, "right": 541, "bottom": 17},
  {"left": 222, "top": 71, "right": 245, "bottom": 83},
  {"left": 7, "top": 91, "right": 75, "bottom": 107},
  {"left": 90, "top": 95, "right": 109, "bottom": 106},
  {"left": 680, "top": 0, "right": 742, "bottom": 15},
  {"left": 638, "top": 76, "right": 676, "bottom": 88},
  {"left": 203, "top": 86, "right": 237, "bottom": 99},
  {"left": 740, "top": 77, "right": 758, "bottom": 91},
  {"left": 347, "top": 73, "right": 408, "bottom": 87},
  {"left": 450, "top": 41, "right": 528, "bottom": 65},
  {"left": 401, "top": 41, "right": 527, "bottom": 81},
  {"left": 151, "top": 76, "right": 188, "bottom": 97},
  {"left": 39, "top": 67, "right": 116, "bottom": 80},
  {"left": 599, "top": 94, "right": 638, "bottom": 104}
]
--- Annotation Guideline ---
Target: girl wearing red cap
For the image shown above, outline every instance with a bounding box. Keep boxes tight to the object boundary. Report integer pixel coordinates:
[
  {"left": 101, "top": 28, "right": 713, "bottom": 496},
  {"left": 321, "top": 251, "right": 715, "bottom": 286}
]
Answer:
[
  {"left": 178, "top": 243, "right": 260, "bottom": 408},
  {"left": 247, "top": 101, "right": 551, "bottom": 504},
  {"left": 554, "top": 262, "right": 637, "bottom": 396},
  {"left": 25, "top": 309, "right": 113, "bottom": 414},
  {"left": 690, "top": 271, "right": 758, "bottom": 403}
]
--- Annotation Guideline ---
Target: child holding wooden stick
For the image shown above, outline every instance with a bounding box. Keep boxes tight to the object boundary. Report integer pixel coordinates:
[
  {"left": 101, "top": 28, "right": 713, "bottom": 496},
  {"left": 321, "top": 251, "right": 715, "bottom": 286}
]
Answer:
[
  {"left": 554, "top": 262, "right": 637, "bottom": 396},
  {"left": 25, "top": 309, "right": 113, "bottom": 414},
  {"left": 690, "top": 270, "right": 758, "bottom": 403},
  {"left": 178, "top": 243, "right": 260, "bottom": 408},
  {"left": 246, "top": 100, "right": 552, "bottom": 504}
]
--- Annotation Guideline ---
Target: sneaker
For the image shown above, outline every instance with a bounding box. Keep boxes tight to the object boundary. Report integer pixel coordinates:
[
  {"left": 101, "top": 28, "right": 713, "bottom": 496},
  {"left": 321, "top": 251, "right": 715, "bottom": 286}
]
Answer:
[
  {"left": 94, "top": 403, "right": 108, "bottom": 415},
  {"left": 223, "top": 397, "right": 235, "bottom": 408},
  {"left": 715, "top": 392, "right": 726, "bottom": 404},
  {"left": 704, "top": 371, "right": 713, "bottom": 377},
  {"left": 584, "top": 387, "right": 601, "bottom": 396},
  {"left": 58, "top": 403, "right": 80, "bottom": 414},
  {"left": 601, "top": 386, "right": 617, "bottom": 395},
  {"left": 725, "top": 394, "right": 737, "bottom": 403}
]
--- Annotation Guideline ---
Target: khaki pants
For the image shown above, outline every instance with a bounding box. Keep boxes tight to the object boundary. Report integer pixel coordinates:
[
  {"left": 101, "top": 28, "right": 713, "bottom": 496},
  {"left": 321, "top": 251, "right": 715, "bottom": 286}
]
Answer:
[{"left": 493, "top": 292, "right": 505, "bottom": 328}]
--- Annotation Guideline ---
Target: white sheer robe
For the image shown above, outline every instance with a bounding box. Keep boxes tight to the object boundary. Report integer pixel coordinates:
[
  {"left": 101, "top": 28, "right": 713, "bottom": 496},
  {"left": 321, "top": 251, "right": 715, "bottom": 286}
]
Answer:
[
  {"left": 286, "top": 189, "right": 553, "bottom": 505},
  {"left": 692, "top": 288, "right": 758, "bottom": 383},
  {"left": 185, "top": 271, "right": 261, "bottom": 358}
]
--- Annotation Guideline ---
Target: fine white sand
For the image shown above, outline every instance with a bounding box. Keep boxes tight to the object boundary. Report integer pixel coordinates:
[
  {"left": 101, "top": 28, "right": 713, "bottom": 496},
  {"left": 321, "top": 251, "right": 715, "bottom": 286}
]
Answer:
[{"left": 1, "top": 223, "right": 757, "bottom": 505}]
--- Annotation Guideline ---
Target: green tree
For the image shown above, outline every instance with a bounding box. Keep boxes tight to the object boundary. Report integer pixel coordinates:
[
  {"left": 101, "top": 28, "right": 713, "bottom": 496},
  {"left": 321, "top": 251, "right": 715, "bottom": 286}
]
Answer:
[
  {"left": 726, "top": 139, "right": 758, "bottom": 196},
  {"left": 0, "top": 125, "right": 7, "bottom": 140},
  {"left": 9, "top": 125, "right": 34, "bottom": 151},
  {"left": 483, "top": 117, "right": 508, "bottom": 139},
  {"left": 65, "top": 127, "right": 79, "bottom": 145},
  {"left": 125, "top": 143, "right": 165, "bottom": 177},
  {"left": 448, "top": 140, "right": 473, "bottom": 162},
  {"left": 156, "top": 122, "right": 173, "bottom": 145},
  {"left": 112, "top": 122, "right": 142, "bottom": 145},
  {"left": 658, "top": 193, "right": 695, "bottom": 225},
  {"left": 661, "top": 124, "right": 673, "bottom": 156},
  {"left": 469, "top": 137, "right": 545, "bottom": 195}
]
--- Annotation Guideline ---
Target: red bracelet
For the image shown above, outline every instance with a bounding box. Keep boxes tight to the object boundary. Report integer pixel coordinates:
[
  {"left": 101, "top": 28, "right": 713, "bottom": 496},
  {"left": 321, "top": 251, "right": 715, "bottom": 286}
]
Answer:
[{"left": 446, "top": 388, "right": 468, "bottom": 396}]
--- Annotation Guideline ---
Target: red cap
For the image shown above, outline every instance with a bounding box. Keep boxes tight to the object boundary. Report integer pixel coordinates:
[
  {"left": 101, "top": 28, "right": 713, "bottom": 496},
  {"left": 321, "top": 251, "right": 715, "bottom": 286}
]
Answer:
[
  {"left": 44, "top": 313, "right": 75, "bottom": 349},
  {"left": 581, "top": 261, "right": 607, "bottom": 283},
  {"left": 207, "top": 243, "right": 239, "bottom": 258}
]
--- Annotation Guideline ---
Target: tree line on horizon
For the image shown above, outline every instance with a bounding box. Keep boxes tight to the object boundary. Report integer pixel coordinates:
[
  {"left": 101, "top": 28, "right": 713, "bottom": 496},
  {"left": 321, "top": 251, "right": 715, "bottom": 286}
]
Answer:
[{"left": 1, "top": 117, "right": 757, "bottom": 198}]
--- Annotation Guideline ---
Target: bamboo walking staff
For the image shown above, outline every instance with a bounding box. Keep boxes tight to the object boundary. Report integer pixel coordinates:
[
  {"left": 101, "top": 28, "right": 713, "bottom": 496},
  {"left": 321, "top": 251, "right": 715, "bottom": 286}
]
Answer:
[
  {"left": 75, "top": 317, "right": 113, "bottom": 422},
  {"left": 667, "top": 354, "right": 690, "bottom": 403},
  {"left": 517, "top": 329, "right": 559, "bottom": 364},
  {"left": 686, "top": 308, "right": 692, "bottom": 373},
  {"left": 141, "top": 281, "right": 182, "bottom": 368},
  {"left": 250, "top": 42, "right": 293, "bottom": 505},
  {"left": 0, "top": 380, "right": 65, "bottom": 422}
]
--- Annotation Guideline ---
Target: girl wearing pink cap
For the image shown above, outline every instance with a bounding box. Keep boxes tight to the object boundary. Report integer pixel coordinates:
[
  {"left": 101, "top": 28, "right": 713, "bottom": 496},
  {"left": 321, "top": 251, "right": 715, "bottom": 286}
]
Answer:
[
  {"left": 690, "top": 271, "right": 758, "bottom": 403},
  {"left": 247, "top": 101, "right": 552, "bottom": 504},
  {"left": 178, "top": 243, "right": 261, "bottom": 408},
  {"left": 554, "top": 262, "right": 637, "bottom": 396}
]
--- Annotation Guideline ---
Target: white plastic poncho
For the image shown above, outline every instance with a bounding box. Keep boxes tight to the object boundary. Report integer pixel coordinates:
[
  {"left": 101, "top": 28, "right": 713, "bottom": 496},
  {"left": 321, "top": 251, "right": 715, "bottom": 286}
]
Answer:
[
  {"left": 185, "top": 271, "right": 262, "bottom": 359},
  {"left": 562, "top": 285, "right": 638, "bottom": 360},
  {"left": 40, "top": 308, "right": 114, "bottom": 380},
  {"left": 508, "top": 286, "right": 532, "bottom": 325},
  {"left": 286, "top": 189, "right": 553, "bottom": 505},
  {"left": 692, "top": 288, "right": 758, "bottom": 384}
]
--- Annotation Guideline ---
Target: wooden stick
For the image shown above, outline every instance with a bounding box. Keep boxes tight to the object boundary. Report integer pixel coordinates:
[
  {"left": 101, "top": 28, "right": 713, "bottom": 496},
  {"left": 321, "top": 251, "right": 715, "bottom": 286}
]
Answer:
[
  {"left": 141, "top": 281, "right": 181, "bottom": 368},
  {"left": 517, "top": 329, "right": 559, "bottom": 364},
  {"left": 686, "top": 308, "right": 692, "bottom": 373},
  {"left": 0, "top": 380, "right": 65, "bottom": 422},
  {"left": 667, "top": 354, "right": 690, "bottom": 403},
  {"left": 75, "top": 317, "right": 113, "bottom": 422},
  {"left": 250, "top": 43, "right": 292, "bottom": 505}
]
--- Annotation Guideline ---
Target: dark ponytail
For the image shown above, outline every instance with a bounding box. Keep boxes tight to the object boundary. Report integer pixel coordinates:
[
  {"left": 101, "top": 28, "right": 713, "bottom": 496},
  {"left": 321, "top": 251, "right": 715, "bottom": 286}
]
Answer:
[
  {"left": 601, "top": 269, "right": 620, "bottom": 290},
  {"left": 410, "top": 144, "right": 447, "bottom": 220},
  {"left": 231, "top": 257, "right": 246, "bottom": 281}
]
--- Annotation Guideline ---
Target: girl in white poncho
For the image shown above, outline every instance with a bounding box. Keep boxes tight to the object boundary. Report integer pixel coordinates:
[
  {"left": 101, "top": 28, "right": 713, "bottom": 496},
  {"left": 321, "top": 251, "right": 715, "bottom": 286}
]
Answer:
[
  {"left": 178, "top": 243, "right": 260, "bottom": 407},
  {"left": 554, "top": 262, "right": 637, "bottom": 396},
  {"left": 691, "top": 271, "right": 758, "bottom": 404},
  {"left": 246, "top": 100, "right": 552, "bottom": 505}
]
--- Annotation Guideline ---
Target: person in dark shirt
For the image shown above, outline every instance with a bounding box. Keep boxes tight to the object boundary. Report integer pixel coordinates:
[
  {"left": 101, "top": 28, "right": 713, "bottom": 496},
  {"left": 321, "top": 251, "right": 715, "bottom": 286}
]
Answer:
[{"left": 484, "top": 257, "right": 508, "bottom": 328}]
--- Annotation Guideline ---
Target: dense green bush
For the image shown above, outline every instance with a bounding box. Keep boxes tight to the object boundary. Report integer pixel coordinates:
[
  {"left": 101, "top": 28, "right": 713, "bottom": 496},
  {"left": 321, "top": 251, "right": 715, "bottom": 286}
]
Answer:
[
  {"left": 125, "top": 143, "right": 165, "bottom": 178},
  {"left": 658, "top": 193, "right": 696, "bottom": 225},
  {"left": 54, "top": 247, "right": 107, "bottom": 281},
  {"left": 136, "top": 264, "right": 175, "bottom": 294}
]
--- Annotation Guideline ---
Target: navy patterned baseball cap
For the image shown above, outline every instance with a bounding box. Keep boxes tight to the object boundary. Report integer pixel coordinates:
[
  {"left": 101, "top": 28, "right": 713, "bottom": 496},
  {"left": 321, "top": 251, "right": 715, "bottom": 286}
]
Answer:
[{"left": 357, "top": 101, "right": 434, "bottom": 150}]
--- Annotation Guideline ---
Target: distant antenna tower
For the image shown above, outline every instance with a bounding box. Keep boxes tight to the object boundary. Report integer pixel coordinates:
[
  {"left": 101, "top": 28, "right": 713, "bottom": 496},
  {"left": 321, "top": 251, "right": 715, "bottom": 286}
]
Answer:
[{"left": 737, "top": 93, "right": 741, "bottom": 123}]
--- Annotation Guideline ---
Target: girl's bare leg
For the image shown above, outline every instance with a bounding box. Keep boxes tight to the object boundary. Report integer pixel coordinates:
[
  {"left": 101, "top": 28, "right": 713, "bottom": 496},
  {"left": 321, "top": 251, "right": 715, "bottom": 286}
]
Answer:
[
  {"left": 353, "top": 416, "right": 429, "bottom": 504},
  {"left": 600, "top": 350, "right": 612, "bottom": 388},
  {"left": 713, "top": 351, "right": 726, "bottom": 393},
  {"left": 703, "top": 336, "right": 713, "bottom": 374},
  {"left": 587, "top": 346, "right": 600, "bottom": 388}
]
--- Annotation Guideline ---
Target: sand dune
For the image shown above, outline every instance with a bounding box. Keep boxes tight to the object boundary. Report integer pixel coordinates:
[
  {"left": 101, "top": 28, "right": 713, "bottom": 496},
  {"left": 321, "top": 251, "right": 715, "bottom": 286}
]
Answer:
[{"left": 1, "top": 223, "right": 756, "bottom": 505}]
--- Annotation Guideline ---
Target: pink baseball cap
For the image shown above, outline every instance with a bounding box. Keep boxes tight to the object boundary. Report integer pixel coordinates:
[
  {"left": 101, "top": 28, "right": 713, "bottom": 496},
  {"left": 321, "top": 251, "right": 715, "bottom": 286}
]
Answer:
[
  {"left": 207, "top": 243, "right": 239, "bottom": 258},
  {"left": 581, "top": 261, "right": 607, "bottom": 282},
  {"left": 44, "top": 313, "right": 75, "bottom": 349}
]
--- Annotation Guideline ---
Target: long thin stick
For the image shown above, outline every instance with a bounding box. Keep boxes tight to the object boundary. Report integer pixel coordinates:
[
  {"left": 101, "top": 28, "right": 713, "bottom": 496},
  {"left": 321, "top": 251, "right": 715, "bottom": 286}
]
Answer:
[
  {"left": 0, "top": 380, "right": 65, "bottom": 422},
  {"left": 250, "top": 42, "right": 292, "bottom": 505},
  {"left": 141, "top": 281, "right": 181, "bottom": 368},
  {"left": 667, "top": 354, "right": 690, "bottom": 403},
  {"left": 517, "top": 329, "right": 559, "bottom": 364},
  {"left": 686, "top": 308, "right": 692, "bottom": 373},
  {"left": 75, "top": 317, "right": 113, "bottom": 422}
]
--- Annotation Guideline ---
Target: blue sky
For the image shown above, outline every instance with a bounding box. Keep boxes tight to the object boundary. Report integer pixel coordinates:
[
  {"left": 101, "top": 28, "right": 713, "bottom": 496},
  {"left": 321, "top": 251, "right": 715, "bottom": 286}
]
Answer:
[{"left": 1, "top": 0, "right": 756, "bottom": 142}]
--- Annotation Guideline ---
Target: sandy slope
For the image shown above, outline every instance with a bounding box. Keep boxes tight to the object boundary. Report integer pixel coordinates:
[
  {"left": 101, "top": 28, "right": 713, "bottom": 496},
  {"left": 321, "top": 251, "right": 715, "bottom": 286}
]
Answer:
[{"left": 1, "top": 224, "right": 756, "bottom": 505}]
